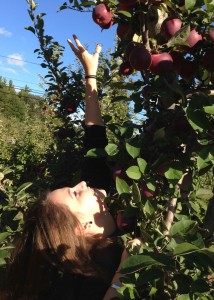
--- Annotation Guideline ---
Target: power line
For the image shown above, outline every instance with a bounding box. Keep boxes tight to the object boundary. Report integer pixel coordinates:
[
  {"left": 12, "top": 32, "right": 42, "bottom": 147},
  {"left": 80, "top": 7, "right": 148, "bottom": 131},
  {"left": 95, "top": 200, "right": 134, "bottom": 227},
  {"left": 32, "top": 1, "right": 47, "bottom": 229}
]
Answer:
[
  {"left": 0, "top": 90, "right": 44, "bottom": 101},
  {"left": 1, "top": 75, "right": 41, "bottom": 87},
  {"left": 0, "top": 54, "right": 41, "bottom": 66},
  {"left": 0, "top": 82, "right": 45, "bottom": 95},
  {"left": 0, "top": 78, "right": 45, "bottom": 95},
  {"left": 13, "top": 86, "right": 44, "bottom": 95}
]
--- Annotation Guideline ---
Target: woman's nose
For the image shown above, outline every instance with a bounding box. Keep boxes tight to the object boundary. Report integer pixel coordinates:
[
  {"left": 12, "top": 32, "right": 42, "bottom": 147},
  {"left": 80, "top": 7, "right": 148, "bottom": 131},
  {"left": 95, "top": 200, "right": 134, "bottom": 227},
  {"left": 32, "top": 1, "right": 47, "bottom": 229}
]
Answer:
[{"left": 74, "top": 181, "right": 87, "bottom": 191}]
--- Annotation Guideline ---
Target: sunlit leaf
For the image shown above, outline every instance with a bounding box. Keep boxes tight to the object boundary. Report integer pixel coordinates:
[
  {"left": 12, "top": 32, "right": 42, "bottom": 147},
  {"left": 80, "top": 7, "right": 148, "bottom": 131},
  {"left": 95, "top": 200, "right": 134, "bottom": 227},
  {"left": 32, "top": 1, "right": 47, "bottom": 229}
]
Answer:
[
  {"left": 126, "top": 166, "right": 141, "bottom": 180},
  {"left": 126, "top": 143, "right": 140, "bottom": 159},
  {"left": 116, "top": 177, "right": 130, "bottom": 195}
]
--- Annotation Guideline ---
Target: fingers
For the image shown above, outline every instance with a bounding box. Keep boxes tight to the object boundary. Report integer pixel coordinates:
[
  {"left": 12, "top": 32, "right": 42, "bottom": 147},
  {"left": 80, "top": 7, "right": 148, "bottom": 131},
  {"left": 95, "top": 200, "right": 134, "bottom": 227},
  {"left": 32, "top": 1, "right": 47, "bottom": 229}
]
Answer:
[
  {"left": 67, "top": 35, "right": 85, "bottom": 55},
  {"left": 68, "top": 35, "right": 102, "bottom": 57},
  {"left": 94, "top": 43, "right": 102, "bottom": 56},
  {"left": 67, "top": 38, "right": 78, "bottom": 55},
  {"left": 73, "top": 34, "right": 86, "bottom": 53}
]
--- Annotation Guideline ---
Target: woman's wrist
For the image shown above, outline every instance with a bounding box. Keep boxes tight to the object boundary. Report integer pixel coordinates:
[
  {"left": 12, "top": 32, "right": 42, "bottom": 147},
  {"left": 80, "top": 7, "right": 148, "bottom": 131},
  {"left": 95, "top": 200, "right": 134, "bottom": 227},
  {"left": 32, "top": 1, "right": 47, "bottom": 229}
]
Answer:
[{"left": 85, "top": 75, "right": 97, "bottom": 79}]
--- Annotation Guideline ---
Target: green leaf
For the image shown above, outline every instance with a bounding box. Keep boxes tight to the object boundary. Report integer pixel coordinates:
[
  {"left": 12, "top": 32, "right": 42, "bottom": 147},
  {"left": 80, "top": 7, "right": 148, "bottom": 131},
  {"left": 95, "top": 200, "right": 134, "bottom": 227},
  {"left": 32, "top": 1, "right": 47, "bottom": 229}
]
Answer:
[
  {"left": 167, "top": 25, "right": 190, "bottom": 47},
  {"left": 85, "top": 148, "right": 106, "bottom": 158},
  {"left": 143, "top": 200, "right": 155, "bottom": 218},
  {"left": 204, "top": 0, "right": 214, "bottom": 12},
  {"left": 25, "top": 26, "right": 35, "bottom": 34},
  {"left": 170, "top": 220, "right": 198, "bottom": 238},
  {"left": 126, "top": 166, "right": 141, "bottom": 180},
  {"left": 185, "top": 107, "right": 210, "bottom": 132},
  {"left": 41, "top": 63, "right": 48, "bottom": 68},
  {"left": 196, "top": 188, "right": 213, "bottom": 201},
  {"left": 203, "top": 105, "right": 214, "bottom": 114},
  {"left": 0, "top": 232, "right": 11, "bottom": 244},
  {"left": 164, "top": 163, "right": 183, "bottom": 182},
  {"left": 57, "top": 5, "right": 68, "bottom": 12},
  {"left": 197, "top": 146, "right": 214, "bottom": 171},
  {"left": 132, "top": 182, "right": 141, "bottom": 204},
  {"left": 120, "top": 125, "right": 133, "bottom": 139},
  {"left": 177, "top": 295, "right": 191, "bottom": 300},
  {"left": 105, "top": 143, "right": 118, "bottom": 156},
  {"left": 185, "top": 0, "right": 197, "bottom": 10},
  {"left": 137, "top": 158, "right": 147, "bottom": 174},
  {"left": 126, "top": 142, "right": 140, "bottom": 159},
  {"left": 116, "top": 177, "right": 130, "bottom": 195},
  {"left": 120, "top": 253, "right": 171, "bottom": 274},
  {"left": 81, "top": 2, "right": 95, "bottom": 7},
  {"left": 0, "top": 249, "right": 9, "bottom": 266},
  {"left": 16, "top": 182, "right": 32, "bottom": 195},
  {"left": 118, "top": 10, "right": 132, "bottom": 17},
  {"left": 173, "top": 242, "right": 199, "bottom": 255}
]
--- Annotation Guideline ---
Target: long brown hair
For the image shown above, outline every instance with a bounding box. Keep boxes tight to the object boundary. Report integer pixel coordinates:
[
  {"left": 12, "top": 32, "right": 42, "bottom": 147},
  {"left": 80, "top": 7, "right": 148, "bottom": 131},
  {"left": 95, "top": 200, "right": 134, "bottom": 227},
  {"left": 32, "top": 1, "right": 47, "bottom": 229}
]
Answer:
[{"left": 1, "top": 191, "right": 112, "bottom": 299}]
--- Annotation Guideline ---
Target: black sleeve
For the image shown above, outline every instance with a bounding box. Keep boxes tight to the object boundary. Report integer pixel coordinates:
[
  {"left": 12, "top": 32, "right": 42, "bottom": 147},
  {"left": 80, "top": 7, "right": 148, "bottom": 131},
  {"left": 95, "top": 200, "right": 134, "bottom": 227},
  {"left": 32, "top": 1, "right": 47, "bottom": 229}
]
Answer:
[{"left": 80, "top": 125, "right": 112, "bottom": 193}]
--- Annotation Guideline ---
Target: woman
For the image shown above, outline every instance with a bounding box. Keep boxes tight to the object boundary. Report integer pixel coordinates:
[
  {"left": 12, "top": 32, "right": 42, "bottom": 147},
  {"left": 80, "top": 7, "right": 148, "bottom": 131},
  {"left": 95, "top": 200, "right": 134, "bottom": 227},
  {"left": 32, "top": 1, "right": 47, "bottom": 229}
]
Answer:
[{"left": 1, "top": 35, "right": 127, "bottom": 300}]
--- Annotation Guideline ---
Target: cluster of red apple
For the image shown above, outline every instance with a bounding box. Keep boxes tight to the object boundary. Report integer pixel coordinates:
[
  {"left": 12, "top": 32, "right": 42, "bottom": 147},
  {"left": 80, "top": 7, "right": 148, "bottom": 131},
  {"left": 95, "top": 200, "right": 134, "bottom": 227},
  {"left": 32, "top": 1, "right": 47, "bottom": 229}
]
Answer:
[{"left": 92, "top": 1, "right": 214, "bottom": 79}]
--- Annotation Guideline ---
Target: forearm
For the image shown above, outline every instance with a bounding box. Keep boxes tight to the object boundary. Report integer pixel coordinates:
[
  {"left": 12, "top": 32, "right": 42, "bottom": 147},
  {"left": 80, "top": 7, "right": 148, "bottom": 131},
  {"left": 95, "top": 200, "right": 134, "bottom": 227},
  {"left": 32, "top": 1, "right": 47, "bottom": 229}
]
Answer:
[
  {"left": 103, "top": 272, "right": 122, "bottom": 300},
  {"left": 84, "top": 78, "right": 104, "bottom": 126}
]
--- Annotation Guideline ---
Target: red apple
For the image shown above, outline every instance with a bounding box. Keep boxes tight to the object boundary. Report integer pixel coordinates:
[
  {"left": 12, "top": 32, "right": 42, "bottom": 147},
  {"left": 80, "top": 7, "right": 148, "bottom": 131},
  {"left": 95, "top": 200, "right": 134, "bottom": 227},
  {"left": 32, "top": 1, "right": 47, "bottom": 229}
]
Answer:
[
  {"left": 61, "top": 96, "right": 77, "bottom": 114},
  {"left": 209, "top": 29, "right": 214, "bottom": 41},
  {"left": 119, "top": 61, "right": 134, "bottom": 76},
  {"left": 140, "top": 181, "right": 155, "bottom": 198},
  {"left": 161, "top": 17, "right": 182, "bottom": 41},
  {"left": 149, "top": 53, "right": 173, "bottom": 75},
  {"left": 92, "top": 3, "right": 113, "bottom": 29},
  {"left": 156, "top": 161, "right": 170, "bottom": 176},
  {"left": 117, "top": 23, "right": 133, "bottom": 40},
  {"left": 129, "top": 46, "right": 152, "bottom": 71},
  {"left": 203, "top": 48, "right": 214, "bottom": 72},
  {"left": 113, "top": 168, "right": 126, "bottom": 181},
  {"left": 177, "top": 59, "right": 197, "bottom": 80},
  {"left": 124, "top": 41, "right": 136, "bottom": 59},
  {"left": 187, "top": 28, "right": 202, "bottom": 48},
  {"left": 116, "top": 210, "right": 135, "bottom": 232}
]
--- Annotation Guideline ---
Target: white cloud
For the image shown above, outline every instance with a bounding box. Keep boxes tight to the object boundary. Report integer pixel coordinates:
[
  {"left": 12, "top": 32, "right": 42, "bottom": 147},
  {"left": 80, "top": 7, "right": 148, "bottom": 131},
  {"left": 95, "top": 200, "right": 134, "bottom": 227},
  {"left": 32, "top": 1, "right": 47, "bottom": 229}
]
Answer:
[
  {"left": 0, "top": 27, "right": 12, "bottom": 37},
  {"left": 22, "top": 67, "right": 30, "bottom": 74},
  {"left": 0, "top": 67, "right": 17, "bottom": 74},
  {"left": 7, "top": 53, "right": 25, "bottom": 67}
]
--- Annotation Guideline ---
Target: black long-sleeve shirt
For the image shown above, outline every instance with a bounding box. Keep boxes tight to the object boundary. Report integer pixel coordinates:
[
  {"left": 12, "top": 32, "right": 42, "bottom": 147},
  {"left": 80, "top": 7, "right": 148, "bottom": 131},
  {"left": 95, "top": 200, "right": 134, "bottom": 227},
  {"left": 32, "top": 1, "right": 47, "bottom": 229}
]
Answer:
[
  {"left": 81, "top": 125, "right": 112, "bottom": 193},
  {"left": 46, "top": 125, "right": 123, "bottom": 300}
]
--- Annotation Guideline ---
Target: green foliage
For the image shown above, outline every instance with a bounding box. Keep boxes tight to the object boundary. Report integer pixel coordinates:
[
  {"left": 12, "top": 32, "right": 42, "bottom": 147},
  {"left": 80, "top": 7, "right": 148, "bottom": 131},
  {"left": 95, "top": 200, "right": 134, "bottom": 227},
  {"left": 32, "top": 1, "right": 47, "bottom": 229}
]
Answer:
[
  {"left": 53, "top": 0, "right": 214, "bottom": 298},
  {"left": 0, "top": 0, "right": 212, "bottom": 298},
  {"left": 0, "top": 166, "right": 34, "bottom": 268}
]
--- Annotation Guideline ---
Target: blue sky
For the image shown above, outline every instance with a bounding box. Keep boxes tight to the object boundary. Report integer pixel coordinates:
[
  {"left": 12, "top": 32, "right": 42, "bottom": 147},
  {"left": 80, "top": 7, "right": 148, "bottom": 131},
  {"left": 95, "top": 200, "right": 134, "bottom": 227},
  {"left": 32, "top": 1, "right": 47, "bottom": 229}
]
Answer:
[{"left": 0, "top": 0, "right": 117, "bottom": 95}]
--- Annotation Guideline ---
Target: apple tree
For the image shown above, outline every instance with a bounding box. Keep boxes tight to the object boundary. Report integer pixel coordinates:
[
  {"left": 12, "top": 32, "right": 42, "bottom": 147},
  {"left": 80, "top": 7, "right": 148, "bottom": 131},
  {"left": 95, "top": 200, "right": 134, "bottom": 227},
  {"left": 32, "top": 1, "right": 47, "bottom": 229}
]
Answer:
[{"left": 24, "top": 0, "right": 214, "bottom": 298}]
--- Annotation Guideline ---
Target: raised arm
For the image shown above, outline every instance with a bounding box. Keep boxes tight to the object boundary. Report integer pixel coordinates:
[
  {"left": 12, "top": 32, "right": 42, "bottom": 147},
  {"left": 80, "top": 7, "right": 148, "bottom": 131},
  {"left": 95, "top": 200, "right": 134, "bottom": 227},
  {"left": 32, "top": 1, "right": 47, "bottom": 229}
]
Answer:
[
  {"left": 67, "top": 35, "right": 111, "bottom": 192},
  {"left": 67, "top": 34, "right": 103, "bottom": 126}
]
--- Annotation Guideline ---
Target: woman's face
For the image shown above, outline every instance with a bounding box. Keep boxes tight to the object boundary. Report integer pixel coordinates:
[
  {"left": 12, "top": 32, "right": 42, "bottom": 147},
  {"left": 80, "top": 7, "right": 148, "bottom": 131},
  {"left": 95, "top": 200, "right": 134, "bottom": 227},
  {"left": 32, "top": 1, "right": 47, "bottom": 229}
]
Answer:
[{"left": 49, "top": 181, "right": 116, "bottom": 236}]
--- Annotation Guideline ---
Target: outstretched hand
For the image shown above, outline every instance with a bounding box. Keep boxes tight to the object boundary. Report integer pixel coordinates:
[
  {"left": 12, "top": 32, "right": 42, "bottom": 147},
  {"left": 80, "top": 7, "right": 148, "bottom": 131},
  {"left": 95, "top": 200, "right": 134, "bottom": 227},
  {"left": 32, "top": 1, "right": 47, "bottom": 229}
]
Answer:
[{"left": 67, "top": 34, "right": 102, "bottom": 76}]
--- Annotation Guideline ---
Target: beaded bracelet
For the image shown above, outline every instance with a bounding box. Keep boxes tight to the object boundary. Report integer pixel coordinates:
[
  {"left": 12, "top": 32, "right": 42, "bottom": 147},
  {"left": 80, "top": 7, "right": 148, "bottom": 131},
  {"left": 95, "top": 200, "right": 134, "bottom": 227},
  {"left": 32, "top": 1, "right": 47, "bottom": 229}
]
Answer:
[
  {"left": 111, "top": 283, "right": 121, "bottom": 290},
  {"left": 85, "top": 75, "right": 97, "bottom": 79}
]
